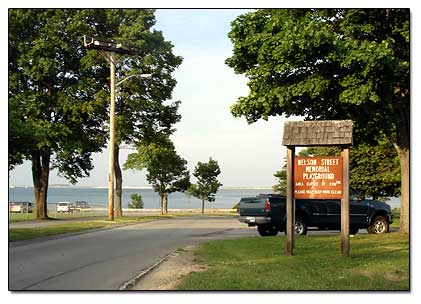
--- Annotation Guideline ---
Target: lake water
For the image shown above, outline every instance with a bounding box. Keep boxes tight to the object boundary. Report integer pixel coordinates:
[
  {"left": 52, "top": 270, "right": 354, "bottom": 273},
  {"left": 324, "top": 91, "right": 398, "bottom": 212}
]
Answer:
[
  {"left": 8, "top": 186, "right": 401, "bottom": 210},
  {"left": 8, "top": 187, "right": 275, "bottom": 210}
]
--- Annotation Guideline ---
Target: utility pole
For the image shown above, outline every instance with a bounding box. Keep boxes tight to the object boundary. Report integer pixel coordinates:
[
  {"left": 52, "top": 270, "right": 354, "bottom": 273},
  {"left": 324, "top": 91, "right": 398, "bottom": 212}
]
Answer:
[
  {"left": 108, "top": 52, "right": 116, "bottom": 220},
  {"left": 83, "top": 35, "right": 141, "bottom": 221}
]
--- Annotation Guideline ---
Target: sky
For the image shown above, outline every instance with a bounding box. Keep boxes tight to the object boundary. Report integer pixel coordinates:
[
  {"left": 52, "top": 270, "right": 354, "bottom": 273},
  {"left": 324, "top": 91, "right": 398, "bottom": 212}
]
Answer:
[{"left": 7, "top": 8, "right": 301, "bottom": 188}]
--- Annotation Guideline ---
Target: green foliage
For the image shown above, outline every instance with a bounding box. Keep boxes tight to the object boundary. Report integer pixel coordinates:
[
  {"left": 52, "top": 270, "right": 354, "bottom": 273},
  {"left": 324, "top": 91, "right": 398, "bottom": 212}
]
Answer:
[
  {"left": 123, "top": 135, "right": 190, "bottom": 197},
  {"left": 350, "top": 142, "right": 400, "bottom": 199},
  {"left": 110, "top": 10, "right": 183, "bottom": 146},
  {"left": 188, "top": 158, "right": 223, "bottom": 204},
  {"left": 128, "top": 193, "right": 144, "bottom": 209},
  {"left": 226, "top": 9, "right": 409, "bottom": 148},
  {"left": 272, "top": 169, "right": 287, "bottom": 194},
  {"left": 298, "top": 147, "right": 341, "bottom": 157},
  {"left": 9, "top": 8, "right": 182, "bottom": 177},
  {"left": 9, "top": 9, "right": 112, "bottom": 182}
]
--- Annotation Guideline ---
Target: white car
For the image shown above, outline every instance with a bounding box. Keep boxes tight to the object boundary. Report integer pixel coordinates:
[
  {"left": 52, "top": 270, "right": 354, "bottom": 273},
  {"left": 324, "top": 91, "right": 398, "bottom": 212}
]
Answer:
[
  {"left": 56, "top": 202, "right": 74, "bottom": 213},
  {"left": 9, "top": 202, "right": 33, "bottom": 213}
]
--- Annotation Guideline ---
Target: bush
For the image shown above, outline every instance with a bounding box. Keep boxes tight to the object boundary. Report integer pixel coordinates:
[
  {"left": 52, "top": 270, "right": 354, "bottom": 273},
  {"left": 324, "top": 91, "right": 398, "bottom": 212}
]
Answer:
[{"left": 128, "top": 193, "right": 144, "bottom": 209}]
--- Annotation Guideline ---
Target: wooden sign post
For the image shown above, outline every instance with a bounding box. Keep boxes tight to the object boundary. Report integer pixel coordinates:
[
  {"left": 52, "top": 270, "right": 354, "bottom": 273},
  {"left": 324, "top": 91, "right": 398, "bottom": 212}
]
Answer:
[
  {"left": 286, "top": 146, "right": 295, "bottom": 253},
  {"left": 282, "top": 120, "right": 353, "bottom": 257}
]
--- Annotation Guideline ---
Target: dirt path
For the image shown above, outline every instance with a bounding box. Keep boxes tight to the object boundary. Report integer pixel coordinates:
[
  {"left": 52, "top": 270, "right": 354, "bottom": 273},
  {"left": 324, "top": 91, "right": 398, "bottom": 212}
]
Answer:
[{"left": 129, "top": 245, "right": 206, "bottom": 290}]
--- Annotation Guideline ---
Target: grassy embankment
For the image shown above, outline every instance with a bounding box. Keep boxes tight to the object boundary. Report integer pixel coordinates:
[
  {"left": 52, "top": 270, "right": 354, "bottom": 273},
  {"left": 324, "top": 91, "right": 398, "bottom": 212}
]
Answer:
[
  {"left": 8, "top": 216, "right": 171, "bottom": 241},
  {"left": 177, "top": 232, "right": 409, "bottom": 291},
  {"left": 8, "top": 211, "right": 237, "bottom": 222},
  {"left": 8, "top": 211, "right": 237, "bottom": 242}
]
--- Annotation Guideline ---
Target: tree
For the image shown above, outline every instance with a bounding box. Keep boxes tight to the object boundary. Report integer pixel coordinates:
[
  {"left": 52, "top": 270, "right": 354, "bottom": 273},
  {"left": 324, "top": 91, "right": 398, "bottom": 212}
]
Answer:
[
  {"left": 226, "top": 9, "right": 409, "bottom": 232},
  {"left": 123, "top": 136, "right": 190, "bottom": 214},
  {"left": 9, "top": 9, "right": 110, "bottom": 219},
  {"left": 272, "top": 169, "right": 287, "bottom": 195},
  {"left": 128, "top": 193, "right": 144, "bottom": 209},
  {"left": 349, "top": 142, "right": 400, "bottom": 200},
  {"left": 110, "top": 9, "right": 182, "bottom": 217},
  {"left": 9, "top": 9, "right": 182, "bottom": 219},
  {"left": 187, "top": 158, "right": 222, "bottom": 214},
  {"left": 273, "top": 145, "right": 400, "bottom": 200}
]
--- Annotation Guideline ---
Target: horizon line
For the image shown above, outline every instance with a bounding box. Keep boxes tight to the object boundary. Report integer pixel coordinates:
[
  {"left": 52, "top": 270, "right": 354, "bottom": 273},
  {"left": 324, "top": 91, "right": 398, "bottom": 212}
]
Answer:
[{"left": 9, "top": 185, "right": 274, "bottom": 190}]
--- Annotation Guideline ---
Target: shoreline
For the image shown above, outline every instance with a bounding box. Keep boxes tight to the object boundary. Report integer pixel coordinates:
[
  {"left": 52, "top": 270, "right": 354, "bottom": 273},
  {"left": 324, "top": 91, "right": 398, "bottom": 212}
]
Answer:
[{"left": 9, "top": 185, "right": 274, "bottom": 190}]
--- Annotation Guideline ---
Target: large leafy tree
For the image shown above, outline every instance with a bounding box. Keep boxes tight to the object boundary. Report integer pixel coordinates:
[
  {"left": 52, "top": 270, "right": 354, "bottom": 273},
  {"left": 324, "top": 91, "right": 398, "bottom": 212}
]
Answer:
[
  {"left": 226, "top": 9, "right": 409, "bottom": 232},
  {"left": 123, "top": 136, "right": 190, "bottom": 214},
  {"left": 9, "top": 9, "right": 182, "bottom": 219},
  {"left": 9, "top": 9, "right": 110, "bottom": 219},
  {"left": 187, "top": 158, "right": 223, "bottom": 214}
]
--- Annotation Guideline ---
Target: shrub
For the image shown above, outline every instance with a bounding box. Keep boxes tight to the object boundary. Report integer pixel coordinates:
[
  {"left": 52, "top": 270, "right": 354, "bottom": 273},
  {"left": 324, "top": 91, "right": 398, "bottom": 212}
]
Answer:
[{"left": 128, "top": 193, "right": 144, "bottom": 209}]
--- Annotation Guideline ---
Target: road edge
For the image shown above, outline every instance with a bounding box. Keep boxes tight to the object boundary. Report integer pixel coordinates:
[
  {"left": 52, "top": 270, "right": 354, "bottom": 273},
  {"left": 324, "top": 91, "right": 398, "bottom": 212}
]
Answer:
[{"left": 118, "top": 250, "right": 177, "bottom": 290}]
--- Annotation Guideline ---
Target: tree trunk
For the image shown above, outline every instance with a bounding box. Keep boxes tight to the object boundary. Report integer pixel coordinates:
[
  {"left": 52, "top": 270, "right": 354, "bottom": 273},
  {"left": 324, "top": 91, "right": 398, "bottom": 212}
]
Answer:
[
  {"left": 163, "top": 193, "right": 168, "bottom": 214},
  {"left": 391, "top": 85, "right": 409, "bottom": 234},
  {"left": 160, "top": 194, "right": 164, "bottom": 215},
  {"left": 114, "top": 144, "right": 123, "bottom": 217},
  {"left": 394, "top": 144, "right": 409, "bottom": 233},
  {"left": 202, "top": 199, "right": 205, "bottom": 214},
  {"left": 32, "top": 150, "right": 50, "bottom": 219}
]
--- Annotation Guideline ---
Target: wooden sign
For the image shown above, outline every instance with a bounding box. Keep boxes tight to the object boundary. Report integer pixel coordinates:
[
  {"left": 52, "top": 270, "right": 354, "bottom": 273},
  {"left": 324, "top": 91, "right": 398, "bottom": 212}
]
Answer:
[
  {"left": 294, "top": 157, "right": 343, "bottom": 199},
  {"left": 283, "top": 120, "right": 352, "bottom": 257}
]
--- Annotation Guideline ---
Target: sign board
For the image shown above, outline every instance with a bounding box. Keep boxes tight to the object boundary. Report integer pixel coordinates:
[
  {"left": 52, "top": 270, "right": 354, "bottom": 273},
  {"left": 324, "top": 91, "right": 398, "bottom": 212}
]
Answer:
[{"left": 294, "top": 157, "right": 343, "bottom": 199}]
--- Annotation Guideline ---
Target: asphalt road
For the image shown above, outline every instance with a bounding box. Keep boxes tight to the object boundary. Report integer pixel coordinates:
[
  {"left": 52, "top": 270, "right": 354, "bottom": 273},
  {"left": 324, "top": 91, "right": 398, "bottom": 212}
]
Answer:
[{"left": 9, "top": 216, "right": 258, "bottom": 290}]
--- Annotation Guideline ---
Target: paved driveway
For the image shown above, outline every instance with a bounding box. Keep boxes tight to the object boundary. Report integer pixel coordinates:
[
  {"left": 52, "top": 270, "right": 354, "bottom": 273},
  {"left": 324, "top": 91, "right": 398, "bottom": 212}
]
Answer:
[{"left": 9, "top": 216, "right": 256, "bottom": 290}]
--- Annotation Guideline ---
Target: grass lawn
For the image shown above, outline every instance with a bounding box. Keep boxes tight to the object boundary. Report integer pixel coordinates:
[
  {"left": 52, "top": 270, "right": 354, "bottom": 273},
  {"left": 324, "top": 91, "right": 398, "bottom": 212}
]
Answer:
[
  {"left": 391, "top": 208, "right": 400, "bottom": 228},
  {"left": 8, "top": 210, "right": 237, "bottom": 222},
  {"left": 8, "top": 216, "right": 170, "bottom": 241},
  {"left": 177, "top": 232, "right": 409, "bottom": 291},
  {"left": 8, "top": 212, "right": 237, "bottom": 242},
  {"left": 8, "top": 212, "right": 107, "bottom": 222}
]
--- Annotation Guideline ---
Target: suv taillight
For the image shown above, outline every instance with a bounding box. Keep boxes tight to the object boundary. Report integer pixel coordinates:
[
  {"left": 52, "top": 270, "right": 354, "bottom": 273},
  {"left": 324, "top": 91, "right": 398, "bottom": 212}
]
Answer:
[{"left": 264, "top": 201, "right": 271, "bottom": 212}]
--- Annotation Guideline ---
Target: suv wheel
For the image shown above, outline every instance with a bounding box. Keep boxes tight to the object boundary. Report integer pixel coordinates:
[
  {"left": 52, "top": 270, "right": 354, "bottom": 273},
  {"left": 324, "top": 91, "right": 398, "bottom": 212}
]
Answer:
[
  {"left": 257, "top": 225, "right": 278, "bottom": 236},
  {"left": 368, "top": 216, "right": 389, "bottom": 234},
  {"left": 295, "top": 217, "right": 308, "bottom": 235}
]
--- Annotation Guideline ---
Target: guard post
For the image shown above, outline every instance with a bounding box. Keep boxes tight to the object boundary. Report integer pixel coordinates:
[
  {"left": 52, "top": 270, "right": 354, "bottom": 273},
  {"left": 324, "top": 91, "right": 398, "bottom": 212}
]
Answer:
[{"left": 282, "top": 120, "right": 353, "bottom": 256}]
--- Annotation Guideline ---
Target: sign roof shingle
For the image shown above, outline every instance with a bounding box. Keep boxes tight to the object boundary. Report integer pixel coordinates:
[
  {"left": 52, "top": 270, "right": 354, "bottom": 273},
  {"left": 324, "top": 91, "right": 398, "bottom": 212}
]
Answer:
[{"left": 282, "top": 120, "right": 353, "bottom": 146}]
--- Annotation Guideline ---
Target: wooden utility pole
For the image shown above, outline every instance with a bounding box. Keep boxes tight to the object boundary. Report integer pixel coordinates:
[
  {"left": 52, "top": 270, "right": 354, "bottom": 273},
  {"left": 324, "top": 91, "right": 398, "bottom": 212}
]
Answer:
[
  {"left": 108, "top": 52, "right": 116, "bottom": 221},
  {"left": 83, "top": 36, "right": 142, "bottom": 221}
]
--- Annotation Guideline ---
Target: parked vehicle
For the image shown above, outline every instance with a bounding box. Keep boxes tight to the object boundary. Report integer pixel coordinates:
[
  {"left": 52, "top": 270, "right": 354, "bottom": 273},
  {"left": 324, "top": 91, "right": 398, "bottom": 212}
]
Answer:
[
  {"left": 75, "top": 201, "right": 89, "bottom": 209},
  {"left": 57, "top": 202, "right": 77, "bottom": 213},
  {"left": 237, "top": 191, "right": 393, "bottom": 236},
  {"left": 9, "top": 202, "right": 33, "bottom": 213}
]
